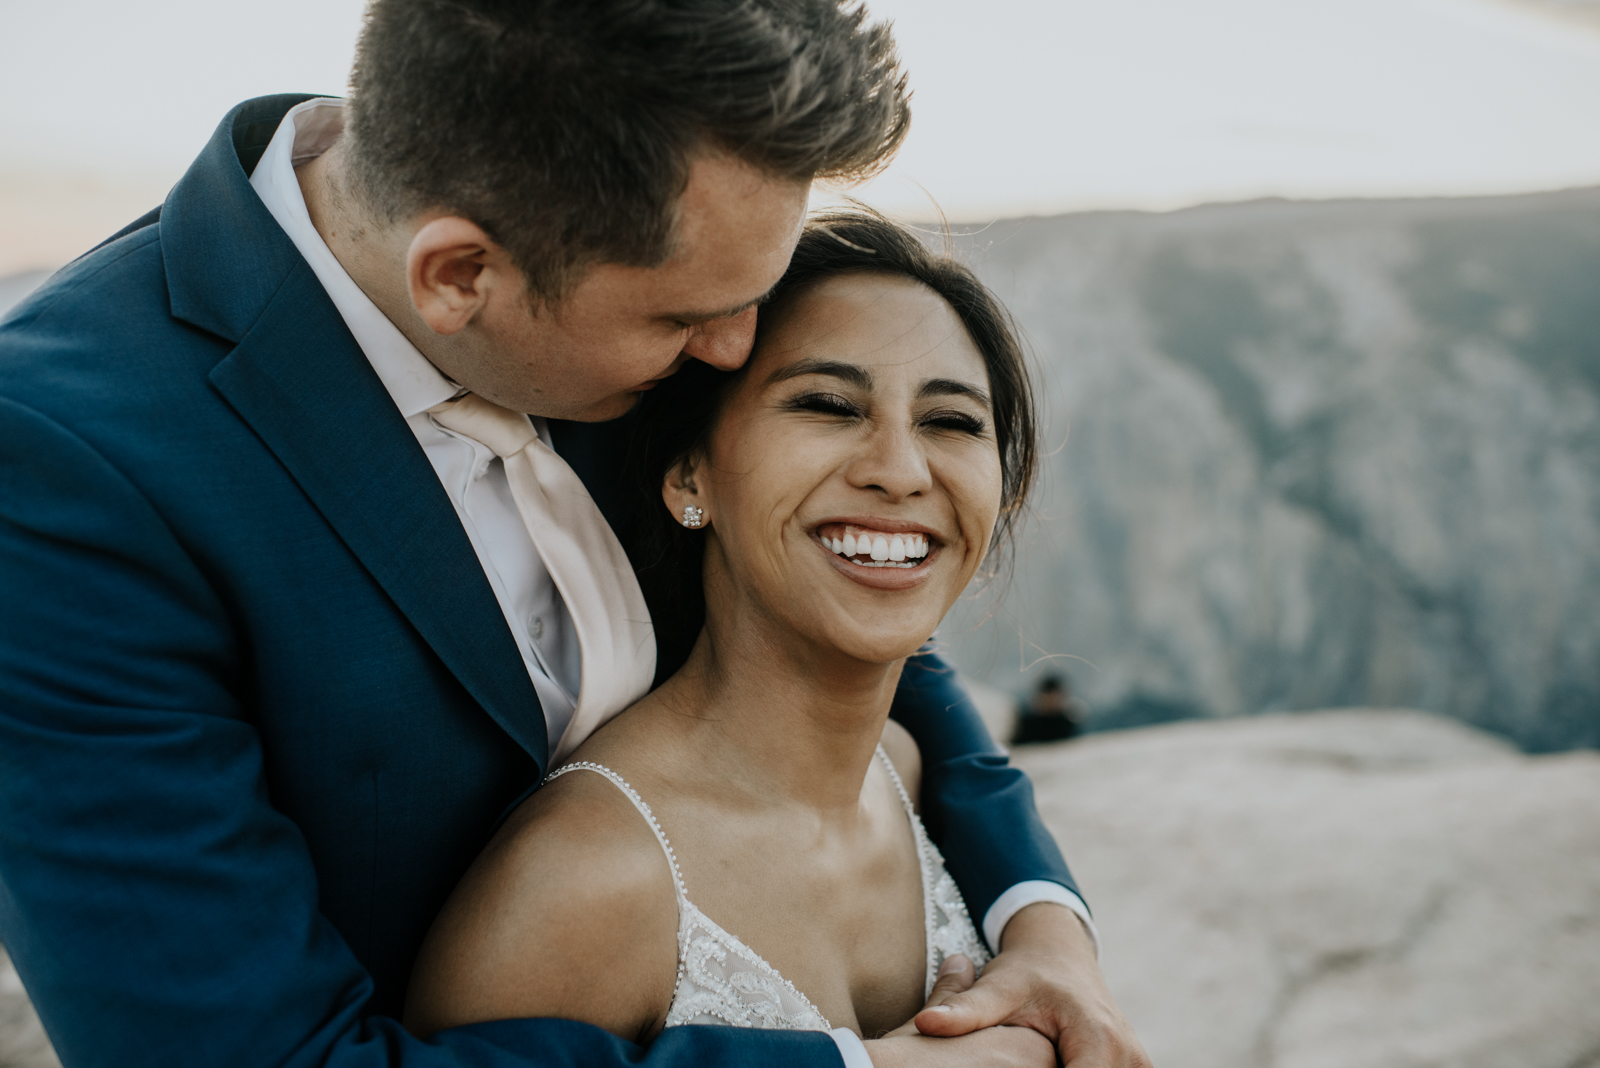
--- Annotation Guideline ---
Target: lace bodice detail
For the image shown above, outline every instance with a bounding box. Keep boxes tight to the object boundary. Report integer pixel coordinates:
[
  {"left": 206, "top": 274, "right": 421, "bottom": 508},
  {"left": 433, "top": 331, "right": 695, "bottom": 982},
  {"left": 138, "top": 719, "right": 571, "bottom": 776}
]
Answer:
[{"left": 545, "top": 748, "right": 990, "bottom": 1033}]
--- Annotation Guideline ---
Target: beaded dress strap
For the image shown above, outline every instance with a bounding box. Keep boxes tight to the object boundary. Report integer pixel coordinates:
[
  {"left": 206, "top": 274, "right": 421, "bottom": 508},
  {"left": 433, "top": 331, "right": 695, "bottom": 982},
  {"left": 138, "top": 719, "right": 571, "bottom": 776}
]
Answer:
[
  {"left": 874, "top": 744, "right": 945, "bottom": 996},
  {"left": 873, "top": 744, "right": 918, "bottom": 820},
  {"left": 545, "top": 761, "right": 689, "bottom": 900}
]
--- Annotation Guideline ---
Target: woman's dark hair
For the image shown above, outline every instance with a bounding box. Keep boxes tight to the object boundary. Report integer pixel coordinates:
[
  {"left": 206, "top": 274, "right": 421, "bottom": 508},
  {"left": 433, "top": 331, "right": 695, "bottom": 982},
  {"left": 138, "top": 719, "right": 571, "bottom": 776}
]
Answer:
[
  {"left": 346, "top": 0, "right": 909, "bottom": 304},
  {"left": 628, "top": 208, "right": 1040, "bottom": 682}
]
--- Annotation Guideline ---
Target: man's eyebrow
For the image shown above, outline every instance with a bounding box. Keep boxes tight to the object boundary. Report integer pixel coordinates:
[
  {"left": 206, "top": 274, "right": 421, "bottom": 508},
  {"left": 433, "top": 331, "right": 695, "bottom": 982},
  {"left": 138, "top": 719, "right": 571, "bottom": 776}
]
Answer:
[
  {"left": 766, "top": 358, "right": 873, "bottom": 390},
  {"left": 662, "top": 281, "right": 782, "bottom": 324},
  {"left": 919, "top": 378, "right": 992, "bottom": 408}
]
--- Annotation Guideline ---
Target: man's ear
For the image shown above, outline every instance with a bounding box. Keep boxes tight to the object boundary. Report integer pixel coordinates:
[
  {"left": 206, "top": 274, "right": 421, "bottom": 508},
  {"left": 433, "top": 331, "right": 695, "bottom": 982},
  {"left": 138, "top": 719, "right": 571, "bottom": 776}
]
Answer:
[
  {"left": 406, "top": 216, "right": 515, "bottom": 336},
  {"left": 661, "top": 455, "right": 710, "bottom": 528}
]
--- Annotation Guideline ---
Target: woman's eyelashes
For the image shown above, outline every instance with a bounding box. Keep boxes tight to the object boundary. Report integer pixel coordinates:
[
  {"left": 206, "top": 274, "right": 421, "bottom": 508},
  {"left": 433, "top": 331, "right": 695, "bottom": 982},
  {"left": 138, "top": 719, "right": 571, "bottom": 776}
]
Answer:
[
  {"left": 786, "top": 391, "right": 864, "bottom": 419},
  {"left": 784, "top": 394, "right": 989, "bottom": 439},
  {"left": 920, "top": 408, "right": 987, "bottom": 435}
]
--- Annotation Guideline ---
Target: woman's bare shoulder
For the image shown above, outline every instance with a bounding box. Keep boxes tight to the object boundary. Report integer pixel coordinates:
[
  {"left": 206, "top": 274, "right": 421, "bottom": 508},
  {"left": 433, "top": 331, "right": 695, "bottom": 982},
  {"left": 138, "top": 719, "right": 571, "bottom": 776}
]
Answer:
[
  {"left": 879, "top": 718, "right": 923, "bottom": 808},
  {"left": 404, "top": 767, "right": 680, "bottom": 1041}
]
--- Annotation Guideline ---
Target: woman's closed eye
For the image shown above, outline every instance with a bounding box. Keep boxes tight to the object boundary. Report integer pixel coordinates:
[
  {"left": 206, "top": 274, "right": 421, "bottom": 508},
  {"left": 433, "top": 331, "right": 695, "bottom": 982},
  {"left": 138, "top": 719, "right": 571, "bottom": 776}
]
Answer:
[
  {"left": 920, "top": 408, "right": 988, "bottom": 435},
  {"left": 784, "top": 392, "right": 989, "bottom": 436},
  {"left": 785, "top": 391, "right": 865, "bottom": 419}
]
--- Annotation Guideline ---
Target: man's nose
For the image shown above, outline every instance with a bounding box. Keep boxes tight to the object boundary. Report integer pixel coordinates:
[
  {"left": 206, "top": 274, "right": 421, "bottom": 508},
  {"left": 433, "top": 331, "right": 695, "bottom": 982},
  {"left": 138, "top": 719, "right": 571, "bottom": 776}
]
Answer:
[{"left": 681, "top": 305, "right": 758, "bottom": 371}]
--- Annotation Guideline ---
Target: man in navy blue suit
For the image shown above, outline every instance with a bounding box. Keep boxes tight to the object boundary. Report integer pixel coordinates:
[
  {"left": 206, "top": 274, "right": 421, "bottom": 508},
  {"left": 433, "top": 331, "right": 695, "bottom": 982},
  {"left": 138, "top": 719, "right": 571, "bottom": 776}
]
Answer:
[{"left": 0, "top": 2, "right": 1146, "bottom": 1067}]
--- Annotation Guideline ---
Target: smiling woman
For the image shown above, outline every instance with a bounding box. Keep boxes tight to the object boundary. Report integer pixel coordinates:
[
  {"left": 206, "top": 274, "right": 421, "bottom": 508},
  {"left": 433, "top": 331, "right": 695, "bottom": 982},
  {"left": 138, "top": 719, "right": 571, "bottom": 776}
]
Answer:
[{"left": 402, "top": 211, "right": 1049, "bottom": 1060}]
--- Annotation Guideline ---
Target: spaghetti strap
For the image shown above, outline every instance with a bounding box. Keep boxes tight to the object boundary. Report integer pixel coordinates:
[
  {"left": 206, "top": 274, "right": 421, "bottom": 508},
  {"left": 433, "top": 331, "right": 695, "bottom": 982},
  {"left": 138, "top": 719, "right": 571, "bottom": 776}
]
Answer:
[
  {"left": 545, "top": 761, "right": 688, "bottom": 899},
  {"left": 874, "top": 744, "right": 918, "bottom": 820}
]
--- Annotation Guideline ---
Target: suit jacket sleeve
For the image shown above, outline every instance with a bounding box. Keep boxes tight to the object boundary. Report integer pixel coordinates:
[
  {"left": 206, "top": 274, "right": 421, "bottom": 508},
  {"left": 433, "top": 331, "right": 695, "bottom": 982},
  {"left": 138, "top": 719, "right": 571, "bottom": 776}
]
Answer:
[
  {"left": 890, "top": 649, "right": 1082, "bottom": 939},
  {"left": 0, "top": 401, "right": 839, "bottom": 1068}
]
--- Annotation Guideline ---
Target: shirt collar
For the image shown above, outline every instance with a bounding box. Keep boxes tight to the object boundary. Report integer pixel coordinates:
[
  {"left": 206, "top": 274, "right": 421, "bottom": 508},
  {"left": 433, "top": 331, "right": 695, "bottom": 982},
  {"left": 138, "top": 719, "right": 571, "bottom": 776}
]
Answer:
[{"left": 248, "top": 98, "right": 459, "bottom": 419}]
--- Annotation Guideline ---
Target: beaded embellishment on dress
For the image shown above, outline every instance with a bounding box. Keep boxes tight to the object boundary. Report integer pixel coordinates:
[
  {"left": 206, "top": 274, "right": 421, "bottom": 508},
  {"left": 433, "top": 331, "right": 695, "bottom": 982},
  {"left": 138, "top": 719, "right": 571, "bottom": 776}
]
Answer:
[{"left": 544, "top": 747, "right": 990, "bottom": 1033}]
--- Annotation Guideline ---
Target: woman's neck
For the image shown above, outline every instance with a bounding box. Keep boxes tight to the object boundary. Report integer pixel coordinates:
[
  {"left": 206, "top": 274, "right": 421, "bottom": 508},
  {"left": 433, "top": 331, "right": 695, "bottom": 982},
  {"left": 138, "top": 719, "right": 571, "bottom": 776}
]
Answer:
[{"left": 643, "top": 606, "right": 906, "bottom": 818}]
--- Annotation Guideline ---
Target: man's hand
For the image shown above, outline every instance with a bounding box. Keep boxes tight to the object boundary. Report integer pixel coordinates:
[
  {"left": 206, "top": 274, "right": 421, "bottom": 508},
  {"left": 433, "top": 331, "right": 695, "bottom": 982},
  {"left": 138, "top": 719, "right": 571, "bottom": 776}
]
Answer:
[
  {"left": 864, "top": 955, "right": 1054, "bottom": 1068},
  {"left": 912, "top": 902, "right": 1151, "bottom": 1067}
]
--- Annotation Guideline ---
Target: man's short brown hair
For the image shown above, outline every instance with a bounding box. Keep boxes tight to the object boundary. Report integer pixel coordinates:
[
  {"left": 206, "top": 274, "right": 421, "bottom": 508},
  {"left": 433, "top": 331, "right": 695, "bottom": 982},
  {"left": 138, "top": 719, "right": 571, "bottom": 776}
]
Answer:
[{"left": 345, "top": 0, "right": 910, "bottom": 303}]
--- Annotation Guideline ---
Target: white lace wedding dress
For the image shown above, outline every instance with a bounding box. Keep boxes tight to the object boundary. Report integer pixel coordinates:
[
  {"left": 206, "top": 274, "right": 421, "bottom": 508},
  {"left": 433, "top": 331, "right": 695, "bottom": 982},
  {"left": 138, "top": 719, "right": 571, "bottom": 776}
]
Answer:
[{"left": 545, "top": 746, "right": 991, "bottom": 1033}]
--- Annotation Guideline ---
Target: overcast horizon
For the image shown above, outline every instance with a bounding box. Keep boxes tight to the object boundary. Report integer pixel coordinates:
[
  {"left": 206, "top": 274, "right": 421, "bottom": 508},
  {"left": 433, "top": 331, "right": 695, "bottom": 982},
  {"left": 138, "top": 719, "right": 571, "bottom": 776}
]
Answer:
[{"left": 3, "top": 0, "right": 1599, "bottom": 274}]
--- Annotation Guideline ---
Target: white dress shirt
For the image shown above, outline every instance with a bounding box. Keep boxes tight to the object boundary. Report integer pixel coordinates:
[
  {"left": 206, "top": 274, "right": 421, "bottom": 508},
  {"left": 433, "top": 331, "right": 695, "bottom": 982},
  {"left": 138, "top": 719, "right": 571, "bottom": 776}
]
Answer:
[{"left": 249, "top": 99, "right": 1095, "bottom": 1065}]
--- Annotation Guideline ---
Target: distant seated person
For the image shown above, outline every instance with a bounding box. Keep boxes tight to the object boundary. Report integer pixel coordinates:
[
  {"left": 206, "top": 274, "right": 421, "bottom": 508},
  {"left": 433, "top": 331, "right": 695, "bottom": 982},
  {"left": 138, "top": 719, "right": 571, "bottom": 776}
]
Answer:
[{"left": 1012, "top": 674, "right": 1088, "bottom": 745}]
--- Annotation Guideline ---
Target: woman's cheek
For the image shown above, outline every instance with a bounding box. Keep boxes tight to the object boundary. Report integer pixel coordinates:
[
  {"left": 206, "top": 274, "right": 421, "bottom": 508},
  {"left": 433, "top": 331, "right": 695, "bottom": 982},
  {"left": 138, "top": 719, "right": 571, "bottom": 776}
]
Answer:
[{"left": 941, "top": 452, "right": 1003, "bottom": 561}]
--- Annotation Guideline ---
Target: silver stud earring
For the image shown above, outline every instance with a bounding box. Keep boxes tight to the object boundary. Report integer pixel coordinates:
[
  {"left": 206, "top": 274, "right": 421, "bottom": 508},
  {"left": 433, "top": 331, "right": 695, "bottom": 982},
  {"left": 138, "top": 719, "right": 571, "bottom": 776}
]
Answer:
[{"left": 681, "top": 505, "right": 704, "bottom": 529}]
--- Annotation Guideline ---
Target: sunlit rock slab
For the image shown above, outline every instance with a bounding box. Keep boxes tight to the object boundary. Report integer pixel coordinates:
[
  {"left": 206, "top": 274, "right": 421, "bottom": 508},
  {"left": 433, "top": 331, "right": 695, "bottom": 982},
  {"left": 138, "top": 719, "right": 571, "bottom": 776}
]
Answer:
[{"left": 1016, "top": 709, "right": 1600, "bottom": 1068}]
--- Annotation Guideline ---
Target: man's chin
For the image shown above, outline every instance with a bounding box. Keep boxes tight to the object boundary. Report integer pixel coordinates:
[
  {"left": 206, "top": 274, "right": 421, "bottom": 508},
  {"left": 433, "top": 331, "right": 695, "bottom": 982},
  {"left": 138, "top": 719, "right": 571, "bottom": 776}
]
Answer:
[{"left": 562, "top": 391, "right": 644, "bottom": 423}]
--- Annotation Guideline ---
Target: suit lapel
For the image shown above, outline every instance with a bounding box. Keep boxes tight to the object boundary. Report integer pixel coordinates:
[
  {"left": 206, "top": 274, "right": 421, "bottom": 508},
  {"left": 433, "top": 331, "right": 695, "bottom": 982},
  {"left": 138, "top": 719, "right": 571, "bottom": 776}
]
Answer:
[
  {"left": 209, "top": 254, "right": 549, "bottom": 770},
  {"left": 163, "top": 94, "right": 546, "bottom": 769}
]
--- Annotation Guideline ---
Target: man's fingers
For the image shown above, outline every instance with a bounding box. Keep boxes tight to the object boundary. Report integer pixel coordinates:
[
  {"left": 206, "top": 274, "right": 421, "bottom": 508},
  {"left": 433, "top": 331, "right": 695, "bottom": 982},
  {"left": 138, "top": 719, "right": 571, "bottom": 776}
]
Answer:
[
  {"left": 914, "top": 956, "right": 1009, "bottom": 1037},
  {"left": 882, "top": 954, "right": 976, "bottom": 1037},
  {"left": 926, "top": 953, "right": 976, "bottom": 1006}
]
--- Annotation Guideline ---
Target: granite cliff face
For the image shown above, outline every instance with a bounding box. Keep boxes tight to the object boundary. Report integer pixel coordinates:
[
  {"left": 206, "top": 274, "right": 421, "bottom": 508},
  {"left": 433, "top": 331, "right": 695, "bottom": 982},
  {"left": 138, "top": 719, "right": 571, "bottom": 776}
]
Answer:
[{"left": 939, "top": 188, "right": 1600, "bottom": 750}]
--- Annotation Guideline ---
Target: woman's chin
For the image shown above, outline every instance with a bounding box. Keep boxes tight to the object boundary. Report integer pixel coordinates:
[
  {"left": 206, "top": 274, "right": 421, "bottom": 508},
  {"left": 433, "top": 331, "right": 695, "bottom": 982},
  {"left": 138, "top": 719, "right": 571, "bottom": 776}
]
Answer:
[{"left": 827, "top": 633, "right": 938, "bottom": 667}]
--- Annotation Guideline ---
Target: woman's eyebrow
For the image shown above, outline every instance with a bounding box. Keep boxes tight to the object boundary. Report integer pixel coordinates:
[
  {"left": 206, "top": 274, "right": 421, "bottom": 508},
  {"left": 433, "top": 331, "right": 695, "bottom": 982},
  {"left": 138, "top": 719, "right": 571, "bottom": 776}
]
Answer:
[
  {"left": 766, "top": 358, "right": 873, "bottom": 390},
  {"left": 919, "top": 378, "right": 992, "bottom": 408}
]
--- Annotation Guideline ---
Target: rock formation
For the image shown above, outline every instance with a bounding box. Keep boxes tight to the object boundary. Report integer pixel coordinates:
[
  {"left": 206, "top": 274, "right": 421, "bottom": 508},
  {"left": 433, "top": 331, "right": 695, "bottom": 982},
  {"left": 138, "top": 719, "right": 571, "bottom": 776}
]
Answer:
[
  {"left": 1015, "top": 710, "right": 1600, "bottom": 1068},
  {"left": 938, "top": 188, "right": 1600, "bottom": 750}
]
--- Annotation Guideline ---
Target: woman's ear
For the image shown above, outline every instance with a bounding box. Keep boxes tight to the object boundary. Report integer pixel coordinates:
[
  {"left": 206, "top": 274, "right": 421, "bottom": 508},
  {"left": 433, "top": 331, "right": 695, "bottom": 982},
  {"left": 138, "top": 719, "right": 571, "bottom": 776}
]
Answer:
[{"left": 662, "top": 455, "right": 710, "bottom": 530}]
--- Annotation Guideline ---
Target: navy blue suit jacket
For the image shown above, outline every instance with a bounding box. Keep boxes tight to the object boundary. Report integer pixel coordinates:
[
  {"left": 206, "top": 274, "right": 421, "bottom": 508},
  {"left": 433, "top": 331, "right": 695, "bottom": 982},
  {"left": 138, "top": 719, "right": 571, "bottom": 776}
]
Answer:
[{"left": 0, "top": 95, "right": 1077, "bottom": 1068}]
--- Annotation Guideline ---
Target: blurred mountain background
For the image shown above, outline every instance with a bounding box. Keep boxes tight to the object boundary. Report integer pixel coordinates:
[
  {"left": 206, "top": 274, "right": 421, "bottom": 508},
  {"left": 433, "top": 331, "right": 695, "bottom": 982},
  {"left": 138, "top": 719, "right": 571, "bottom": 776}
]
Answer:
[{"left": 922, "top": 187, "right": 1600, "bottom": 752}]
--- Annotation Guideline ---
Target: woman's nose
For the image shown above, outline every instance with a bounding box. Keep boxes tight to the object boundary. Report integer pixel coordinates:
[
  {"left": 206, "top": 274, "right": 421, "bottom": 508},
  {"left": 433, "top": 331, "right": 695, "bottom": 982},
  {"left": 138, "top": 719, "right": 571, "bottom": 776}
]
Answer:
[
  {"left": 681, "top": 305, "right": 758, "bottom": 370},
  {"left": 847, "top": 423, "right": 932, "bottom": 501}
]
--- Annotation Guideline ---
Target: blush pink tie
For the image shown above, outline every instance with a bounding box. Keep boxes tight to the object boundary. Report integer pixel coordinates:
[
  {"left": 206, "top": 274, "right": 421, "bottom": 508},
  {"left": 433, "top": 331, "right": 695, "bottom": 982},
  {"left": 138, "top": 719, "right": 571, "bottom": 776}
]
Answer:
[{"left": 429, "top": 393, "right": 655, "bottom": 763}]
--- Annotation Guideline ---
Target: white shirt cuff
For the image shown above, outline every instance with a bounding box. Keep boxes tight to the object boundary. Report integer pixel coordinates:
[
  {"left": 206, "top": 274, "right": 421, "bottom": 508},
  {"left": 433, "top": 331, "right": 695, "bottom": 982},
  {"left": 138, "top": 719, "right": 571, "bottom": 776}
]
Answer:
[
  {"left": 982, "top": 880, "right": 1100, "bottom": 959},
  {"left": 830, "top": 1027, "right": 874, "bottom": 1068}
]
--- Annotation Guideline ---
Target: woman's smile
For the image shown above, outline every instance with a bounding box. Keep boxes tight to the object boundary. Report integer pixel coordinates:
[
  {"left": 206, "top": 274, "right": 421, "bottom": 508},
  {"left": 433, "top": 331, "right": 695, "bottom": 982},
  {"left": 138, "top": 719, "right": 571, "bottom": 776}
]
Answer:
[
  {"left": 815, "top": 523, "right": 934, "bottom": 565},
  {"left": 808, "top": 519, "right": 942, "bottom": 591}
]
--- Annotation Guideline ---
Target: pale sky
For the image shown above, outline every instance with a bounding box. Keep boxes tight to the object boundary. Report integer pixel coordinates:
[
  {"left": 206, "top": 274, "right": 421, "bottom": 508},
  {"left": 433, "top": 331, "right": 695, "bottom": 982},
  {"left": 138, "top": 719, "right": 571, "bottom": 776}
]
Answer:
[{"left": 2, "top": 0, "right": 1598, "bottom": 273}]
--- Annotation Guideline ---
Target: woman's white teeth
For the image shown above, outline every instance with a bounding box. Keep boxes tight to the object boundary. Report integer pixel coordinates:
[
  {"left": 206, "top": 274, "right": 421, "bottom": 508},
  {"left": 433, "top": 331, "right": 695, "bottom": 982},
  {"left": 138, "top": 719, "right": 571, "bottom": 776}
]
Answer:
[{"left": 822, "top": 529, "right": 930, "bottom": 567}]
